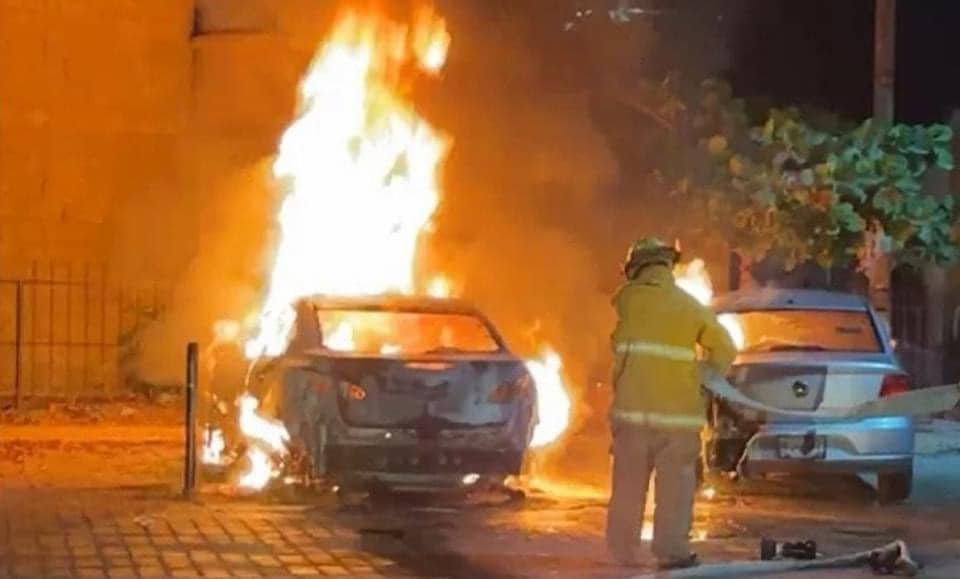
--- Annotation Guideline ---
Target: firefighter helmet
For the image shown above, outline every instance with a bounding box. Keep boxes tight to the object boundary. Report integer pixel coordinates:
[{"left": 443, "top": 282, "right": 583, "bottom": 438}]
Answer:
[{"left": 623, "top": 237, "right": 680, "bottom": 280}]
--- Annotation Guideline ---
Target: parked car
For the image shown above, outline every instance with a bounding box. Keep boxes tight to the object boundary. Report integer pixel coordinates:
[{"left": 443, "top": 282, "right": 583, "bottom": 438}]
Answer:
[
  {"left": 249, "top": 295, "right": 538, "bottom": 494},
  {"left": 704, "top": 288, "right": 914, "bottom": 504}
]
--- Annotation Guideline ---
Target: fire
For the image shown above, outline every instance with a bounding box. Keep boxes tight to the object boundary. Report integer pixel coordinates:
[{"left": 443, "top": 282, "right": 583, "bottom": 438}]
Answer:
[
  {"left": 674, "top": 259, "right": 744, "bottom": 350},
  {"left": 237, "top": 447, "right": 278, "bottom": 491},
  {"left": 201, "top": 427, "right": 226, "bottom": 466},
  {"left": 244, "top": 7, "right": 452, "bottom": 359},
  {"left": 238, "top": 395, "right": 290, "bottom": 453},
  {"left": 224, "top": 6, "right": 574, "bottom": 490},
  {"left": 526, "top": 349, "right": 572, "bottom": 448},
  {"left": 325, "top": 322, "right": 356, "bottom": 352},
  {"left": 426, "top": 275, "right": 452, "bottom": 298},
  {"left": 674, "top": 259, "right": 713, "bottom": 305},
  {"left": 235, "top": 394, "right": 290, "bottom": 491}
]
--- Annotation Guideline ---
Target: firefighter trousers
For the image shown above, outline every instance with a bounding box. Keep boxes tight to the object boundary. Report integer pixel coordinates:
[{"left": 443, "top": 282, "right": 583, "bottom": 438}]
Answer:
[{"left": 606, "top": 421, "right": 700, "bottom": 564}]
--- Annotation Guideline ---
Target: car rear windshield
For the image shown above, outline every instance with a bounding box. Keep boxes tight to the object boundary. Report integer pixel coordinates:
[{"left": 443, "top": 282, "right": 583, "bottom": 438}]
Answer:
[
  {"left": 315, "top": 309, "right": 502, "bottom": 355},
  {"left": 721, "top": 309, "right": 882, "bottom": 354}
]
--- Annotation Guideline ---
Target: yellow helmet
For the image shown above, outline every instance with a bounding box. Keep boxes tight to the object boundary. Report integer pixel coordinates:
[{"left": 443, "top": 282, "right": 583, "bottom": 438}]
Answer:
[{"left": 623, "top": 237, "right": 680, "bottom": 279}]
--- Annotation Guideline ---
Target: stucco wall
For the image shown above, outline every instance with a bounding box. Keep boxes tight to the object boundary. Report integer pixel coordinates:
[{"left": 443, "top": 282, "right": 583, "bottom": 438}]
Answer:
[{"left": 0, "top": 0, "right": 194, "bottom": 278}]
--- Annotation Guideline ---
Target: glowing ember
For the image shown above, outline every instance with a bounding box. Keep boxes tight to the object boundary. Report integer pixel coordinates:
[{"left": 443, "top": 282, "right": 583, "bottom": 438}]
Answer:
[
  {"left": 640, "top": 521, "right": 654, "bottom": 541},
  {"left": 201, "top": 427, "right": 226, "bottom": 466},
  {"left": 526, "top": 349, "right": 572, "bottom": 448},
  {"left": 674, "top": 258, "right": 744, "bottom": 350},
  {"left": 244, "top": 7, "right": 452, "bottom": 359},
  {"left": 701, "top": 485, "right": 717, "bottom": 500}
]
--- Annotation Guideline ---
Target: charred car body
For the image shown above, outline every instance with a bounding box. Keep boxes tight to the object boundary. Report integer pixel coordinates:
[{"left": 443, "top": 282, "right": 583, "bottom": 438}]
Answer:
[
  {"left": 249, "top": 295, "right": 538, "bottom": 492},
  {"left": 703, "top": 289, "right": 914, "bottom": 503}
]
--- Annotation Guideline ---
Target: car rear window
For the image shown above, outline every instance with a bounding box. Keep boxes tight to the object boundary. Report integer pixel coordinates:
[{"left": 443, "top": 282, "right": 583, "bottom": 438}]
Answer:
[
  {"left": 315, "top": 309, "right": 502, "bottom": 355},
  {"left": 719, "top": 309, "right": 882, "bottom": 354}
]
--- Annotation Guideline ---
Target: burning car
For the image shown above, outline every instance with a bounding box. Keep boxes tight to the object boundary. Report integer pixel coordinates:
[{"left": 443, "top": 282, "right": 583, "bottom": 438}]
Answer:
[
  {"left": 703, "top": 288, "right": 914, "bottom": 504},
  {"left": 247, "top": 295, "right": 538, "bottom": 493}
]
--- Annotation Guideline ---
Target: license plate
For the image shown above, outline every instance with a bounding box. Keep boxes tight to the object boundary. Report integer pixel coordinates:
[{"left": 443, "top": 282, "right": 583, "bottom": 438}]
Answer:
[{"left": 777, "top": 435, "right": 826, "bottom": 460}]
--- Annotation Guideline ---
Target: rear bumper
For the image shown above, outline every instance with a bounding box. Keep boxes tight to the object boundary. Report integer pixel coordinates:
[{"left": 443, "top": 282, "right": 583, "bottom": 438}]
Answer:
[
  {"left": 746, "top": 455, "right": 912, "bottom": 475},
  {"left": 327, "top": 444, "right": 524, "bottom": 476},
  {"left": 742, "top": 416, "right": 914, "bottom": 475}
]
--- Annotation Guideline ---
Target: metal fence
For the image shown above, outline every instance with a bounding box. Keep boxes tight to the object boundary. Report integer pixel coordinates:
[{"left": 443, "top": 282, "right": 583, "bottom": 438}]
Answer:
[{"left": 0, "top": 263, "right": 165, "bottom": 405}]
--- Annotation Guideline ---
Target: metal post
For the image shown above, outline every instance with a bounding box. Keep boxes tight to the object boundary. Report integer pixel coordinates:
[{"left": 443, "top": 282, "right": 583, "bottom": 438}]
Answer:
[
  {"left": 183, "top": 342, "right": 199, "bottom": 498},
  {"left": 14, "top": 281, "right": 23, "bottom": 409}
]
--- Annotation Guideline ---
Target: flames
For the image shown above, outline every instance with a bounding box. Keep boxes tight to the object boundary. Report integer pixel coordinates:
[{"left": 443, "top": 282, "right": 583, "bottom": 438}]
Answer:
[
  {"left": 244, "top": 7, "right": 452, "bottom": 360},
  {"left": 526, "top": 350, "right": 571, "bottom": 448},
  {"left": 206, "top": 7, "right": 572, "bottom": 491},
  {"left": 674, "top": 258, "right": 744, "bottom": 350},
  {"left": 236, "top": 394, "right": 290, "bottom": 490}
]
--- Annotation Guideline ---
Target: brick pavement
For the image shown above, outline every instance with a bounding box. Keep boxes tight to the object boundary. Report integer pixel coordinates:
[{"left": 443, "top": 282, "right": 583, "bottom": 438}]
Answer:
[{"left": 0, "top": 489, "right": 421, "bottom": 578}]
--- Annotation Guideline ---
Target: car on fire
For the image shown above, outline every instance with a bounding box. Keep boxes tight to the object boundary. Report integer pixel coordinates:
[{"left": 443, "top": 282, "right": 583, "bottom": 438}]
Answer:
[
  {"left": 248, "top": 295, "right": 538, "bottom": 494},
  {"left": 704, "top": 288, "right": 914, "bottom": 504}
]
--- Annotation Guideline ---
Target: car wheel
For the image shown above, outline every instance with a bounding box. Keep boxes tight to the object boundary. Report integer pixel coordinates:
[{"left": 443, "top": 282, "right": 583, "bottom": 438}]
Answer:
[{"left": 877, "top": 468, "right": 913, "bottom": 504}]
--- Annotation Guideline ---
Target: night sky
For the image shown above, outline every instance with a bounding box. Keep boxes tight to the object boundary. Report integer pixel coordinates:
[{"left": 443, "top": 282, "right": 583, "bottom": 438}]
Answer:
[{"left": 732, "top": 0, "right": 960, "bottom": 123}]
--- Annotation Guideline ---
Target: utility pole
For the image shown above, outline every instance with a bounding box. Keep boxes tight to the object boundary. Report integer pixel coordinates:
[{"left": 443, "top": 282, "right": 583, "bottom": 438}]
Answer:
[
  {"left": 873, "top": 0, "right": 896, "bottom": 122},
  {"left": 866, "top": 0, "right": 896, "bottom": 321}
]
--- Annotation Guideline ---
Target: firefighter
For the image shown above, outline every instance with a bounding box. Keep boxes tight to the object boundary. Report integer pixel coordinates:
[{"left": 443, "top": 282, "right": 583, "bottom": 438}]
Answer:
[{"left": 606, "top": 238, "right": 737, "bottom": 570}]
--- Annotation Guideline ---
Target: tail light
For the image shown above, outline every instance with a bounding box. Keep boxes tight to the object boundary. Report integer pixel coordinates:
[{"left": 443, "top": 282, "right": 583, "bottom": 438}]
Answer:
[
  {"left": 879, "top": 374, "right": 910, "bottom": 398},
  {"left": 488, "top": 374, "right": 533, "bottom": 403},
  {"left": 340, "top": 382, "right": 367, "bottom": 401}
]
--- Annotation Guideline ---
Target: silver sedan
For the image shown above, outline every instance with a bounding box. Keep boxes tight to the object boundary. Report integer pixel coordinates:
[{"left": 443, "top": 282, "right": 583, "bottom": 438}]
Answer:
[{"left": 705, "top": 288, "right": 914, "bottom": 504}]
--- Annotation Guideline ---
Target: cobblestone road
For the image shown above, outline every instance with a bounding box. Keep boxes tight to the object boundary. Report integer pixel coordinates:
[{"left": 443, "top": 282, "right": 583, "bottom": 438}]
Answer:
[{"left": 0, "top": 489, "right": 418, "bottom": 578}]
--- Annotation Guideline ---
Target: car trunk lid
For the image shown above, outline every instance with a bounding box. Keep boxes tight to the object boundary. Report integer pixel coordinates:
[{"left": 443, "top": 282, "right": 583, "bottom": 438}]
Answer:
[
  {"left": 319, "top": 353, "right": 529, "bottom": 433},
  {"left": 729, "top": 352, "right": 900, "bottom": 414}
]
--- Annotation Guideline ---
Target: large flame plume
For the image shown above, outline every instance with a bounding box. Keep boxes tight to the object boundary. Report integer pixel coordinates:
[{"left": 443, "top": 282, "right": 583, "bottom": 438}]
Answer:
[
  {"left": 213, "top": 6, "right": 572, "bottom": 490},
  {"left": 244, "top": 8, "right": 452, "bottom": 359}
]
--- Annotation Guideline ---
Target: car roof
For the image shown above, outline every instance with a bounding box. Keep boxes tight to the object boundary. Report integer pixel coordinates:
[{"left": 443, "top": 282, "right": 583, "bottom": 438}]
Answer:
[
  {"left": 298, "top": 294, "right": 487, "bottom": 316},
  {"left": 712, "top": 288, "right": 870, "bottom": 313}
]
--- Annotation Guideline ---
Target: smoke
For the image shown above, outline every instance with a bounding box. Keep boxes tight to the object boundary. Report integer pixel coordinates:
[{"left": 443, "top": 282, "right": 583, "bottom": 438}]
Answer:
[
  {"left": 132, "top": 156, "right": 275, "bottom": 386},
  {"left": 419, "top": 3, "right": 638, "bottom": 428}
]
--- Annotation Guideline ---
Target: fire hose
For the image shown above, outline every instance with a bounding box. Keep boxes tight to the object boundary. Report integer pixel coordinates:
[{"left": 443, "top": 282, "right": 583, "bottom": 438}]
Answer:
[
  {"left": 629, "top": 539, "right": 921, "bottom": 578},
  {"left": 699, "top": 366, "right": 960, "bottom": 422}
]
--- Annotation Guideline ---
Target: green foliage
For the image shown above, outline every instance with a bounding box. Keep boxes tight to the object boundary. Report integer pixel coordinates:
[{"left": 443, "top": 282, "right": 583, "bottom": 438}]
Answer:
[{"left": 684, "top": 81, "right": 960, "bottom": 270}]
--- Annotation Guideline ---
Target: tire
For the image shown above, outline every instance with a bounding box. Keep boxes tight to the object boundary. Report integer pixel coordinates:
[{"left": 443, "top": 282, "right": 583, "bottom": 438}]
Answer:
[{"left": 877, "top": 467, "right": 913, "bottom": 504}]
